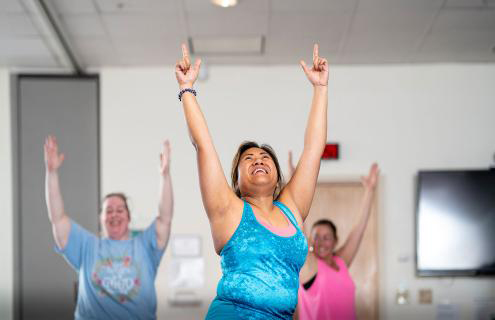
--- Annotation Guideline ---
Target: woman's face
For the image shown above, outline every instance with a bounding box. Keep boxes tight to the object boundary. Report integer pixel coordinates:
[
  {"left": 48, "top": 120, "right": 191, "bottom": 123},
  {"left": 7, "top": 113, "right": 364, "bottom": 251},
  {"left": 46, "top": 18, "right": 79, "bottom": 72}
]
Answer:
[
  {"left": 100, "top": 196, "right": 130, "bottom": 240},
  {"left": 311, "top": 224, "right": 337, "bottom": 259},
  {"left": 237, "top": 147, "right": 278, "bottom": 197}
]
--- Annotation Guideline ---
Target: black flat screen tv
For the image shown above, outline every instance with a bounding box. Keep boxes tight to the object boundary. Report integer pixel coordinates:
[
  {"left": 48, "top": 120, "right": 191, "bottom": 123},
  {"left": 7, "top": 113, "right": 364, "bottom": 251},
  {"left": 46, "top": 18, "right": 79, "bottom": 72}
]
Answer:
[{"left": 416, "top": 169, "right": 495, "bottom": 276}]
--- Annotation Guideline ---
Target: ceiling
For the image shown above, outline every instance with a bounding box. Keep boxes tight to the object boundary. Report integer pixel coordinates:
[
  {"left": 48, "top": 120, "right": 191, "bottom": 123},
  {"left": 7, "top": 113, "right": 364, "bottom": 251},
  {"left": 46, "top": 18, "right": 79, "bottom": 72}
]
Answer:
[{"left": 1, "top": 0, "right": 494, "bottom": 71}]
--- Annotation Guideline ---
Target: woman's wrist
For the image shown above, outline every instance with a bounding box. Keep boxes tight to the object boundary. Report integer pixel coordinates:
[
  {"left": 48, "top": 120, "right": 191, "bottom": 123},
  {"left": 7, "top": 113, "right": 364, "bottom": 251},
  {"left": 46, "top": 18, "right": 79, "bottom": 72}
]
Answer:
[
  {"left": 46, "top": 168, "right": 59, "bottom": 175},
  {"left": 179, "top": 83, "right": 194, "bottom": 90},
  {"left": 313, "top": 84, "right": 328, "bottom": 90},
  {"left": 160, "top": 169, "right": 171, "bottom": 178}
]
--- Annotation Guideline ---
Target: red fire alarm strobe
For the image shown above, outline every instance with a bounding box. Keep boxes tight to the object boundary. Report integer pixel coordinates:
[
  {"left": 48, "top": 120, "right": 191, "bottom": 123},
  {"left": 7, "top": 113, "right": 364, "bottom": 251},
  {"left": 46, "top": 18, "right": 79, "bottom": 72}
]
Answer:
[{"left": 322, "top": 143, "right": 339, "bottom": 160}]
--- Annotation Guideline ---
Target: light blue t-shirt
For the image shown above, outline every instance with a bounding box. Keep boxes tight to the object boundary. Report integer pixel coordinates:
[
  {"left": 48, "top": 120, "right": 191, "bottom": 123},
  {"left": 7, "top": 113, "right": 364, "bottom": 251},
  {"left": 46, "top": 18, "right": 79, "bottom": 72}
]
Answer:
[{"left": 56, "top": 220, "right": 164, "bottom": 320}]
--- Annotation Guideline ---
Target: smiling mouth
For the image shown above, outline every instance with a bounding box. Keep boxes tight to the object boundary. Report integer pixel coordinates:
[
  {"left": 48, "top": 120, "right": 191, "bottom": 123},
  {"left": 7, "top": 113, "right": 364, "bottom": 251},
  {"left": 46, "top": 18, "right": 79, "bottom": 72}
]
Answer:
[
  {"left": 108, "top": 220, "right": 122, "bottom": 227},
  {"left": 253, "top": 168, "right": 268, "bottom": 175}
]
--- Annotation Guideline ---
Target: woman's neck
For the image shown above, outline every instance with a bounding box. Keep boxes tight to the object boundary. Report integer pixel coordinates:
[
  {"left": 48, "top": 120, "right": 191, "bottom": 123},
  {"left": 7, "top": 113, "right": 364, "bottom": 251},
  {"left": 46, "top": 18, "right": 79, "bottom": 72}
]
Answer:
[
  {"left": 323, "top": 254, "right": 340, "bottom": 271},
  {"left": 103, "top": 231, "right": 130, "bottom": 241},
  {"left": 243, "top": 195, "right": 275, "bottom": 213}
]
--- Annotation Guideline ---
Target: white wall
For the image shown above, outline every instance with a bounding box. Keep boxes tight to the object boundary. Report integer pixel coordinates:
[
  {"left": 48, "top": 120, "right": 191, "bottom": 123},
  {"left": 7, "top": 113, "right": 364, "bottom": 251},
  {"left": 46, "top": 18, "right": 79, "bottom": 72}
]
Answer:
[
  {"left": 0, "top": 69, "right": 13, "bottom": 320},
  {"left": 100, "top": 63, "right": 495, "bottom": 320}
]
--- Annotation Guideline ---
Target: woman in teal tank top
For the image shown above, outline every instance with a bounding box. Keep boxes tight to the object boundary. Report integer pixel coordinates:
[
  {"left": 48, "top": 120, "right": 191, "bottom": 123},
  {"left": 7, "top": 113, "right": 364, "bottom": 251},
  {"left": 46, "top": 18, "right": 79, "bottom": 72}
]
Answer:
[{"left": 174, "top": 43, "right": 329, "bottom": 319}]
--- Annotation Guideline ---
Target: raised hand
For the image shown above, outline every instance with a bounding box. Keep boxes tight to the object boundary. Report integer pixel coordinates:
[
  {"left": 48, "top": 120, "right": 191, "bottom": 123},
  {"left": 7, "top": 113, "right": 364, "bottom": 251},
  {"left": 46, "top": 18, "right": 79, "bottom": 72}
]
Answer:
[
  {"left": 300, "top": 44, "right": 329, "bottom": 87},
  {"left": 159, "top": 140, "right": 171, "bottom": 175},
  {"left": 175, "top": 44, "right": 202, "bottom": 88},
  {"left": 361, "top": 163, "right": 379, "bottom": 190},
  {"left": 44, "top": 135, "right": 65, "bottom": 172}
]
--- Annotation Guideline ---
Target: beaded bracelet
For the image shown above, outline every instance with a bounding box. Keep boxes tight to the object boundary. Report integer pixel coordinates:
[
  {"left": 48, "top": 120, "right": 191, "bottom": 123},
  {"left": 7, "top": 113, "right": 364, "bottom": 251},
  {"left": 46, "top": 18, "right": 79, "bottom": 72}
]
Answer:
[{"left": 178, "top": 88, "right": 197, "bottom": 101}]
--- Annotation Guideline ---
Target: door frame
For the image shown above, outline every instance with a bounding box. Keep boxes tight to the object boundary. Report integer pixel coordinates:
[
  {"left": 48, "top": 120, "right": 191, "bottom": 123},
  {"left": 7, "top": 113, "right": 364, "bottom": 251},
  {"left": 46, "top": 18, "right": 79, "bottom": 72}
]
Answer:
[{"left": 12, "top": 73, "right": 100, "bottom": 320}]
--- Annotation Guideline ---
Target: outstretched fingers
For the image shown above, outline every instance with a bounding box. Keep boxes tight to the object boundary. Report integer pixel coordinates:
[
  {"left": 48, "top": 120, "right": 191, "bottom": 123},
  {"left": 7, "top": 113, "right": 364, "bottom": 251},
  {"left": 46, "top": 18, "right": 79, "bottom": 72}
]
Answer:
[
  {"left": 163, "top": 140, "right": 171, "bottom": 156},
  {"left": 193, "top": 58, "right": 202, "bottom": 71},
  {"left": 300, "top": 60, "right": 310, "bottom": 76},
  {"left": 370, "top": 163, "right": 379, "bottom": 179}
]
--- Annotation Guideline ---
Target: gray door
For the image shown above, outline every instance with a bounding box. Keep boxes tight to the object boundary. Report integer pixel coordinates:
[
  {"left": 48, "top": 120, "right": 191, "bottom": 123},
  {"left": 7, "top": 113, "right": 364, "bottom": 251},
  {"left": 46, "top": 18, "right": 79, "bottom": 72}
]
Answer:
[{"left": 16, "top": 76, "right": 99, "bottom": 320}]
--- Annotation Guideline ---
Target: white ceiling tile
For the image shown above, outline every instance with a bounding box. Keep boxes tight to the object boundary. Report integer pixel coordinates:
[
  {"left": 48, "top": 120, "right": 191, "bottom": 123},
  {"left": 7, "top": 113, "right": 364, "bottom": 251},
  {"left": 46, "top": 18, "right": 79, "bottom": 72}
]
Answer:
[
  {"left": 0, "top": 53, "right": 58, "bottom": 67},
  {"left": 102, "top": 13, "right": 183, "bottom": 39},
  {"left": 72, "top": 37, "right": 119, "bottom": 66},
  {"left": 419, "top": 35, "right": 495, "bottom": 62},
  {"left": 60, "top": 14, "right": 107, "bottom": 37},
  {"left": 184, "top": 0, "right": 269, "bottom": 13},
  {"left": 357, "top": 0, "right": 444, "bottom": 11},
  {"left": 116, "top": 41, "right": 179, "bottom": 66},
  {"left": 201, "top": 55, "right": 269, "bottom": 64},
  {"left": 95, "top": 0, "right": 178, "bottom": 13},
  {"left": 341, "top": 7, "right": 439, "bottom": 61},
  {"left": 0, "top": 0, "right": 25, "bottom": 13},
  {"left": 1, "top": 37, "right": 52, "bottom": 55},
  {"left": 269, "top": 12, "right": 350, "bottom": 53},
  {"left": 445, "top": 0, "right": 485, "bottom": 8},
  {"left": 337, "top": 53, "right": 405, "bottom": 64},
  {"left": 415, "top": 9, "right": 495, "bottom": 62},
  {"left": 111, "top": 34, "right": 185, "bottom": 64},
  {"left": 429, "top": 8, "right": 495, "bottom": 31},
  {"left": 265, "top": 38, "right": 338, "bottom": 64},
  {"left": 51, "top": 0, "right": 97, "bottom": 14},
  {"left": 270, "top": 0, "right": 357, "bottom": 14},
  {"left": 187, "top": 11, "right": 268, "bottom": 36},
  {"left": 0, "top": 0, "right": 494, "bottom": 67},
  {"left": 0, "top": 13, "right": 39, "bottom": 36}
]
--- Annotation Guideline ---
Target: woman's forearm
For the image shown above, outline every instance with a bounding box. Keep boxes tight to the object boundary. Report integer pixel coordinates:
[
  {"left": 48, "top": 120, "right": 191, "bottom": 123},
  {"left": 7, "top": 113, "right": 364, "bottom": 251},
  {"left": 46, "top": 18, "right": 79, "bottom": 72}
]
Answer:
[
  {"left": 45, "top": 170, "right": 67, "bottom": 223},
  {"left": 353, "top": 187, "right": 374, "bottom": 240},
  {"left": 303, "top": 85, "right": 327, "bottom": 156},
  {"left": 338, "top": 186, "right": 375, "bottom": 266},
  {"left": 180, "top": 92, "right": 215, "bottom": 152},
  {"left": 158, "top": 172, "right": 174, "bottom": 225}
]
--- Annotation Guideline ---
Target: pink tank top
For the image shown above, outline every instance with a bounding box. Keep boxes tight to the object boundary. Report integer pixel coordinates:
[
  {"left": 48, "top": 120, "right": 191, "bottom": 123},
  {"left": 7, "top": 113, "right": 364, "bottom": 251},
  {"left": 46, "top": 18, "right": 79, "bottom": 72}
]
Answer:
[
  {"left": 298, "top": 256, "right": 356, "bottom": 320},
  {"left": 254, "top": 209, "right": 297, "bottom": 237}
]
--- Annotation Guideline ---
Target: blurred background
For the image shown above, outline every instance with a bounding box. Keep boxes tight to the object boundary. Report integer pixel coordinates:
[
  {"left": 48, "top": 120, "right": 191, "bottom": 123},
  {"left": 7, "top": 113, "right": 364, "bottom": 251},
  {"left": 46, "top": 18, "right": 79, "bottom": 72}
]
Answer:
[{"left": 1, "top": 0, "right": 495, "bottom": 319}]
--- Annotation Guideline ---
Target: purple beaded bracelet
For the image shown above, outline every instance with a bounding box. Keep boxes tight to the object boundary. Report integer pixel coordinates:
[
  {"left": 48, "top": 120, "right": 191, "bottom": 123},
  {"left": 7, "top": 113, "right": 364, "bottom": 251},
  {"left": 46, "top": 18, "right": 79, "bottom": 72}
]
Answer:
[{"left": 178, "top": 88, "right": 196, "bottom": 101}]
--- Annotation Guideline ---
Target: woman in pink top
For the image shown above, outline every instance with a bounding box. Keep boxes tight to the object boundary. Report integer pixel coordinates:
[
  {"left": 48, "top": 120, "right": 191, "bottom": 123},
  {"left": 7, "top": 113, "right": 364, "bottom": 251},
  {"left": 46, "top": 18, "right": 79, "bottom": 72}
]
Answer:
[{"left": 289, "top": 158, "right": 379, "bottom": 320}]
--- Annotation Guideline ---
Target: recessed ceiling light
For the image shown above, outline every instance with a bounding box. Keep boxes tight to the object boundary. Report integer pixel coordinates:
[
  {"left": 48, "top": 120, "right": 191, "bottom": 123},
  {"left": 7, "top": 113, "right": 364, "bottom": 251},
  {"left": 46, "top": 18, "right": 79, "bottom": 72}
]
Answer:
[
  {"left": 190, "top": 36, "right": 263, "bottom": 55},
  {"left": 211, "top": 0, "right": 238, "bottom": 8}
]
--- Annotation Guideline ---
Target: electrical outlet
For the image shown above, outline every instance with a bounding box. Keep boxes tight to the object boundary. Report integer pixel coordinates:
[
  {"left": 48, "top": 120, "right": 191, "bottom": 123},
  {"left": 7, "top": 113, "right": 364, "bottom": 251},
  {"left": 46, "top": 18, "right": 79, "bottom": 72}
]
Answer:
[{"left": 419, "top": 289, "right": 433, "bottom": 304}]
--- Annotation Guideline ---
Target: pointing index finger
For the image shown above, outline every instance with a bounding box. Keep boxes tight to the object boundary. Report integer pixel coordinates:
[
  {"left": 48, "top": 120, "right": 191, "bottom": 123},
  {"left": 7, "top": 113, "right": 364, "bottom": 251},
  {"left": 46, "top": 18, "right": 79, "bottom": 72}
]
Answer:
[
  {"left": 181, "top": 44, "right": 191, "bottom": 66},
  {"left": 181, "top": 44, "right": 189, "bottom": 58},
  {"left": 313, "top": 43, "right": 319, "bottom": 65}
]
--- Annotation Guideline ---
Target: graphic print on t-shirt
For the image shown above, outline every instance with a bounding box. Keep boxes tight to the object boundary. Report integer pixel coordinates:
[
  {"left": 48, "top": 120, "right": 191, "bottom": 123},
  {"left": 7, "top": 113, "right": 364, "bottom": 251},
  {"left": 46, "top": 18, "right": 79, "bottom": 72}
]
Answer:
[{"left": 92, "top": 255, "right": 141, "bottom": 303}]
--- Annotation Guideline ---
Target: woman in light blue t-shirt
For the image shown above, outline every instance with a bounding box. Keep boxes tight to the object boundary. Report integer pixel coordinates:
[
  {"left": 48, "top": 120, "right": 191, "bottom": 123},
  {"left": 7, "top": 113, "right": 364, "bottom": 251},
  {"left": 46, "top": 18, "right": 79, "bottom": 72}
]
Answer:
[{"left": 44, "top": 135, "right": 174, "bottom": 320}]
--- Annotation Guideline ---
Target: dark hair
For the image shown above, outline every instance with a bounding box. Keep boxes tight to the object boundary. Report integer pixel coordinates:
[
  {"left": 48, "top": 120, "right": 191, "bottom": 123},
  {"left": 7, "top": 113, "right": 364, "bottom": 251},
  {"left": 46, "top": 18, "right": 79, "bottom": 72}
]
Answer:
[
  {"left": 102, "top": 192, "right": 131, "bottom": 219},
  {"left": 231, "top": 141, "right": 284, "bottom": 199},
  {"left": 312, "top": 219, "right": 338, "bottom": 240}
]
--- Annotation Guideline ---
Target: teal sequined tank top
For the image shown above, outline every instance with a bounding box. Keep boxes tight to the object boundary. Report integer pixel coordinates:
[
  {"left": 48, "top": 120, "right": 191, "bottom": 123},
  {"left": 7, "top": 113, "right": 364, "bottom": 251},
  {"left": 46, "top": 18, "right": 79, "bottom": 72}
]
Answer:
[{"left": 210, "top": 201, "right": 308, "bottom": 319}]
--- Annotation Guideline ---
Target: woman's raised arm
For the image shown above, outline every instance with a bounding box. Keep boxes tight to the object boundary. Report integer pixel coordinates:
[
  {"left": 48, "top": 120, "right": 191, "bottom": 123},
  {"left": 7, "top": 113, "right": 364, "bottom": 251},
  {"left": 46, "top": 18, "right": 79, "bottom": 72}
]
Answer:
[
  {"left": 175, "top": 44, "right": 238, "bottom": 222},
  {"left": 44, "top": 135, "right": 71, "bottom": 249},
  {"left": 283, "top": 44, "right": 328, "bottom": 221},
  {"left": 336, "top": 163, "right": 379, "bottom": 267}
]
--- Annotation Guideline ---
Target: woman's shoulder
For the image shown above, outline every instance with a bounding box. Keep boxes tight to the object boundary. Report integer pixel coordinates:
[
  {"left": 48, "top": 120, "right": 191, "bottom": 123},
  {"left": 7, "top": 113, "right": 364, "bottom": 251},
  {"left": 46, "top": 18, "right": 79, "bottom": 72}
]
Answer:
[
  {"left": 274, "top": 195, "right": 304, "bottom": 227},
  {"left": 332, "top": 255, "right": 350, "bottom": 269}
]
